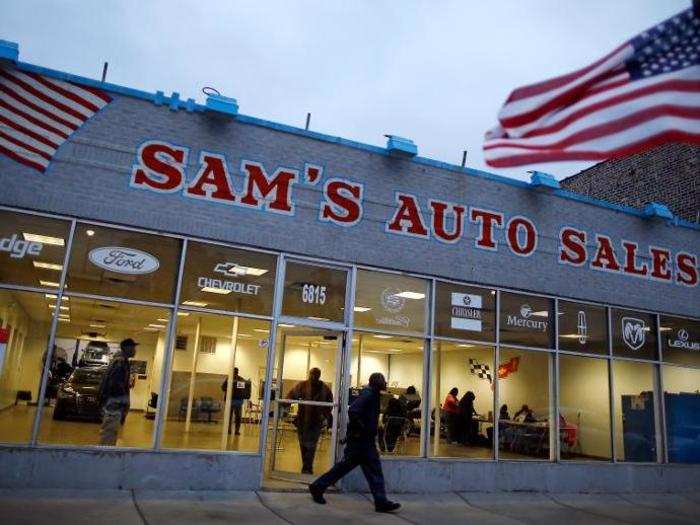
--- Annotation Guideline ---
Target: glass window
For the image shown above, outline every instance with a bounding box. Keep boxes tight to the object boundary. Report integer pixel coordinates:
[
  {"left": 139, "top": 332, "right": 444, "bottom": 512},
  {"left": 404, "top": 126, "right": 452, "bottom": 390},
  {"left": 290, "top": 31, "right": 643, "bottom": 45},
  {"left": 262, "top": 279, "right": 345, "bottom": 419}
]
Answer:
[
  {"left": 37, "top": 297, "right": 170, "bottom": 448},
  {"left": 499, "top": 292, "right": 554, "bottom": 349},
  {"left": 281, "top": 262, "right": 346, "bottom": 322},
  {"left": 498, "top": 348, "right": 552, "bottom": 460},
  {"left": 663, "top": 365, "right": 700, "bottom": 464},
  {"left": 180, "top": 241, "right": 276, "bottom": 316},
  {"left": 660, "top": 316, "right": 700, "bottom": 367},
  {"left": 559, "top": 355, "right": 611, "bottom": 461},
  {"left": 612, "top": 360, "right": 657, "bottom": 462},
  {"left": 0, "top": 210, "right": 71, "bottom": 290},
  {"left": 430, "top": 341, "right": 494, "bottom": 459},
  {"left": 354, "top": 270, "right": 428, "bottom": 335},
  {"left": 162, "top": 314, "right": 270, "bottom": 452},
  {"left": 351, "top": 333, "right": 424, "bottom": 457},
  {"left": 0, "top": 289, "right": 53, "bottom": 443},
  {"left": 434, "top": 282, "right": 495, "bottom": 342},
  {"left": 611, "top": 308, "right": 658, "bottom": 360},
  {"left": 558, "top": 301, "right": 608, "bottom": 355},
  {"left": 66, "top": 224, "right": 181, "bottom": 304}
]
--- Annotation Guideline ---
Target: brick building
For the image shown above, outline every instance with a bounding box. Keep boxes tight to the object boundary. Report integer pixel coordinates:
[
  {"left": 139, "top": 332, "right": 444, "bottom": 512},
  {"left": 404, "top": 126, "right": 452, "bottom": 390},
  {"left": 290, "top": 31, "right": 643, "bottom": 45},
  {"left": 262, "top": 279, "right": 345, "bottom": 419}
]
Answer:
[{"left": 561, "top": 142, "right": 700, "bottom": 223}]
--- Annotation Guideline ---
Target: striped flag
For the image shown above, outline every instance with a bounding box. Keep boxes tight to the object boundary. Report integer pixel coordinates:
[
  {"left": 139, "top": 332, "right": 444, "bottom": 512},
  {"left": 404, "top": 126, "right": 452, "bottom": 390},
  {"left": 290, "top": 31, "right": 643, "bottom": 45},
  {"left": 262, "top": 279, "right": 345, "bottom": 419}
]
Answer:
[
  {"left": 0, "top": 66, "right": 111, "bottom": 173},
  {"left": 484, "top": 8, "right": 700, "bottom": 168}
]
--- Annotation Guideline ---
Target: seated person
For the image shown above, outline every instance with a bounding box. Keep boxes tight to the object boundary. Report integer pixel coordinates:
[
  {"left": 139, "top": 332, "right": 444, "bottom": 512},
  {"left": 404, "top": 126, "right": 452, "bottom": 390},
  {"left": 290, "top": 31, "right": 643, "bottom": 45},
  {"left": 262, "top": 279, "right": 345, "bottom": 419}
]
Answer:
[
  {"left": 513, "top": 404, "right": 536, "bottom": 423},
  {"left": 487, "top": 404, "right": 510, "bottom": 444},
  {"left": 400, "top": 386, "right": 422, "bottom": 432},
  {"left": 379, "top": 397, "right": 407, "bottom": 452}
]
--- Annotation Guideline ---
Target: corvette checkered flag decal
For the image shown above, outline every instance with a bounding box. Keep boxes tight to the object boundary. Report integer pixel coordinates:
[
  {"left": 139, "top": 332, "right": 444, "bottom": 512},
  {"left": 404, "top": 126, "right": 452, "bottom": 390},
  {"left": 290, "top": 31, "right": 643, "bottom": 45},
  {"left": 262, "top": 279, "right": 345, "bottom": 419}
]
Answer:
[
  {"left": 469, "top": 358, "right": 493, "bottom": 383},
  {"left": 0, "top": 66, "right": 112, "bottom": 172}
]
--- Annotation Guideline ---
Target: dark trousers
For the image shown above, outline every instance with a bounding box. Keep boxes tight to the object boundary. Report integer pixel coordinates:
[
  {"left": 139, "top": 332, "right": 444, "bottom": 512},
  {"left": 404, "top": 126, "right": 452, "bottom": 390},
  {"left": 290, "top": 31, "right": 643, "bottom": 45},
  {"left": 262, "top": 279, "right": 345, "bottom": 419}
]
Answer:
[
  {"left": 446, "top": 412, "right": 460, "bottom": 443},
  {"left": 298, "top": 424, "right": 323, "bottom": 472},
  {"left": 312, "top": 441, "right": 387, "bottom": 504},
  {"left": 228, "top": 400, "right": 244, "bottom": 433}
]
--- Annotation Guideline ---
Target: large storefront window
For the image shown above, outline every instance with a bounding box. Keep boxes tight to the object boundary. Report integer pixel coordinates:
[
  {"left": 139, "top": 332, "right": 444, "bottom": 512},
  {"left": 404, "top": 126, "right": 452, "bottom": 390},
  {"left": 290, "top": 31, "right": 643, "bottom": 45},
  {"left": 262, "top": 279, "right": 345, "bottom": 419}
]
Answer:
[
  {"left": 0, "top": 289, "right": 53, "bottom": 443},
  {"left": 499, "top": 292, "right": 554, "bottom": 349},
  {"left": 66, "top": 224, "right": 181, "bottom": 304},
  {"left": 0, "top": 210, "right": 71, "bottom": 290},
  {"left": 663, "top": 365, "right": 700, "bottom": 464},
  {"left": 498, "top": 348, "right": 552, "bottom": 460},
  {"left": 660, "top": 316, "right": 699, "bottom": 367},
  {"left": 37, "top": 297, "right": 169, "bottom": 448},
  {"left": 352, "top": 333, "right": 425, "bottom": 457},
  {"left": 281, "top": 262, "right": 346, "bottom": 322},
  {"left": 180, "top": 242, "right": 276, "bottom": 315},
  {"left": 430, "top": 342, "right": 494, "bottom": 459},
  {"left": 559, "top": 354, "right": 611, "bottom": 461},
  {"left": 354, "top": 270, "right": 428, "bottom": 335},
  {"left": 612, "top": 360, "right": 657, "bottom": 462},
  {"left": 611, "top": 308, "right": 658, "bottom": 361},
  {"left": 558, "top": 301, "right": 608, "bottom": 355},
  {"left": 161, "top": 314, "right": 270, "bottom": 452},
  {"left": 434, "top": 282, "right": 495, "bottom": 342}
]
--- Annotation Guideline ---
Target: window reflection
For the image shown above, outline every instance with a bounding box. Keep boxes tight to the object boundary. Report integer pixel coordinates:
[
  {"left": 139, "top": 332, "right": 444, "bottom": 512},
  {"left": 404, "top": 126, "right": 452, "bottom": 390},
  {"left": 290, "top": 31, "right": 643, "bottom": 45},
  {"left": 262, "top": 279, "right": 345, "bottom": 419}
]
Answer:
[
  {"left": 613, "top": 360, "right": 657, "bottom": 462},
  {"left": 558, "top": 301, "right": 608, "bottom": 355},
  {"left": 434, "top": 282, "right": 495, "bottom": 342},
  {"left": 500, "top": 292, "right": 554, "bottom": 349},
  {"left": 281, "top": 263, "right": 346, "bottom": 322},
  {"left": 663, "top": 365, "right": 700, "bottom": 464}
]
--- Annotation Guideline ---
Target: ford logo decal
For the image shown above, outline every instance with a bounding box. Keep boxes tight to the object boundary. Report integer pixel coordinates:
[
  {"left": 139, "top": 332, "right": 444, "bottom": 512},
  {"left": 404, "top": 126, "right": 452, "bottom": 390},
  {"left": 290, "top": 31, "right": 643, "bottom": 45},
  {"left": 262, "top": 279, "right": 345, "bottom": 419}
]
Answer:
[{"left": 88, "top": 247, "right": 160, "bottom": 275}]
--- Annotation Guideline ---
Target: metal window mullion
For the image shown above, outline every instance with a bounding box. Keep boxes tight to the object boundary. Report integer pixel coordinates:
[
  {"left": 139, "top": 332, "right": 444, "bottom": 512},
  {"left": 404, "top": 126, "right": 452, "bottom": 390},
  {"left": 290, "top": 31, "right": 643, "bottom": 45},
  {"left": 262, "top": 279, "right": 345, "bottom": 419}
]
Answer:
[
  {"left": 30, "top": 219, "right": 77, "bottom": 445},
  {"left": 494, "top": 290, "right": 500, "bottom": 462},
  {"left": 552, "top": 298, "right": 560, "bottom": 462},
  {"left": 152, "top": 238, "right": 188, "bottom": 450},
  {"left": 606, "top": 307, "right": 615, "bottom": 462},
  {"left": 420, "top": 278, "right": 436, "bottom": 459},
  {"left": 258, "top": 253, "right": 286, "bottom": 482},
  {"left": 656, "top": 314, "right": 668, "bottom": 464},
  {"left": 337, "top": 265, "right": 357, "bottom": 460}
]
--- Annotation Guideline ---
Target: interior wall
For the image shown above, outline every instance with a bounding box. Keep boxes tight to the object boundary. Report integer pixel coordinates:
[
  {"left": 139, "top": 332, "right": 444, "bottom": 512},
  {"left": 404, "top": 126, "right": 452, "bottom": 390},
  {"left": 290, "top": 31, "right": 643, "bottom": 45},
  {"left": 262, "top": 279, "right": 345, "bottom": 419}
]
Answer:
[
  {"left": 663, "top": 365, "right": 700, "bottom": 393},
  {"left": 499, "top": 350, "right": 551, "bottom": 421},
  {"left": 612, "top": 360, "right": 655, "bottom": 460},
  {"left": 351, "top": 352, "right": 389, "bottom": 387},
  {"left": 438, "top": 347, "right": 494, "bottom": 416},
  {"left": 388, "top": 352, "right": 423, "bottom": 394}
]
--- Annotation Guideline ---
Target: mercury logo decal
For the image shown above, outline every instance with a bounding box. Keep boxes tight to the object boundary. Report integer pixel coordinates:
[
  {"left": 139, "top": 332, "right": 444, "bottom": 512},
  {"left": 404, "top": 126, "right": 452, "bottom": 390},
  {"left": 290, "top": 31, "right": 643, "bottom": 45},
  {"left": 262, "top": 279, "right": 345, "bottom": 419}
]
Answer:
[
  {"left": 621, "top": 317, "right": 646, "bottom": 351},
  {"left": 668, "top": 328, "right": 699, "bottom": 352},
  {"left": 506, "top": 304, "right": 547, "bottom": 332},
  {"left": 451, "top": 293, "right": 482, "bottom": 331}
]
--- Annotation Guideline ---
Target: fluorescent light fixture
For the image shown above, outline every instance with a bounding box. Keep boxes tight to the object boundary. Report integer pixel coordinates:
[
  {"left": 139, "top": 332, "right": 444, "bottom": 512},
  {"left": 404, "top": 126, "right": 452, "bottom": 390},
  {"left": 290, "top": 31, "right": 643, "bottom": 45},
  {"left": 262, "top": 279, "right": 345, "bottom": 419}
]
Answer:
[
  {"left": 393, "top": 291, "right": 425, "bottom": 300},
  {"left": 49, "top": 304, "right": 69, "bottom": 311},
  {"left": 353, "top": 306, "right": 371, "bottom": 313},
  {"left": 490, "top": 291, "right": 496, "bottom": 295},
  {"left": 89, "top": 323, "right": 106, "bottom": 329},
  {"left": 86, "top": 230, "right": 95, "bottom": 237},
  {"left": 530, "top": 311, "right": 549, "bottom": 317},
  {"left": 144, "top": 327, "right": 159, "bottom": 331},
  {"left": 177, "top": 312, "right": 190, "bottom": 317},
  {"left": 23, "top": 233, "right": 64, "bottom": 246},
  {"left": 238, "top": 334, "right": 251, "bottom": 338},
  {"left": 200, "top": 287, "right": 231, "bottom": 295},
  {"left": 278, "top": 323, "right": 295, "bottom": 328},
  {"left": 45, "top": 294, "right": 69, "bottom": 301},
  {"left": 148, "top": 324, "right": 166, "bottom": 329},
  {"left": 373, "top": 334, "right": 392, "bottom": 339},
  {"left": 458, "top": 344, "right": 474, "bottom": 348},
  {"left": 182, "top": 301, "right": 208, "bottom": 307},
  {"left": 308, "top": 316, "right": 329, "bottom": 321},
  {"left": 39, "top": 280, "right": 61, "bottom": 287},
  {"left": 33, "top": 261, "right": 63, "bottom": 271},
  {"left": 58, "top": 317, "right": 70, "bottom": 322},
  {"left": 254, "top": 328, "right": 270, "bottom": 333},
  {"left": 156, "top": 318, "right": 170, "bottom": 323},
  {"left": 560, "top": 334, "right": 582, "bottom": 339},
  {"left": 658, "top": 327, "right": 672, "bottom": 332}
]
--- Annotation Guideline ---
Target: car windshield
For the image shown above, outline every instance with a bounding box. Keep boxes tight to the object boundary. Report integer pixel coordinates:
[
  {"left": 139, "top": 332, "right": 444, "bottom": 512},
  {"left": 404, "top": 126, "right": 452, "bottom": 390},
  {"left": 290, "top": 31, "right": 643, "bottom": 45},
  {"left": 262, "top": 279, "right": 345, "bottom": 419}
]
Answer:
[{"left": 70, "top": 368, "right": 105, "bottom": 385}]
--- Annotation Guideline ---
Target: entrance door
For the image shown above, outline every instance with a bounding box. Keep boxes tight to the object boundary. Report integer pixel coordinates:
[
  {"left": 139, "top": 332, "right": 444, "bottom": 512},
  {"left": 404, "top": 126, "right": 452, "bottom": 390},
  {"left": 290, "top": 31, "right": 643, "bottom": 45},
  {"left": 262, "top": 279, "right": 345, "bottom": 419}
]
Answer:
[{"left": 265, "top": 325, "right": 344, "bottom": 483}]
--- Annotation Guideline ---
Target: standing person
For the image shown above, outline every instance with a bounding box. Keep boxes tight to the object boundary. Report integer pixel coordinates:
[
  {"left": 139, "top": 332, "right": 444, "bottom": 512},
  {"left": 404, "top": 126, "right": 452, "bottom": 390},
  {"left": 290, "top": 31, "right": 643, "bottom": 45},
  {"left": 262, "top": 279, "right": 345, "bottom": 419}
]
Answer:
[
  {"left": 309, "top": 373, "right": 401, "bottom": 514},
  {"left": 442, "top": 387, "right": 460, "bottom": 444},
  {"left": 459, "top": 391, "right": 478, "bottom": 445},
  {"left": 221, "top": 367, "right": 250, "bottom": 435},
  {"left": 287, "top": 367, "right": 333, "bottom": 474},
  {"left": 98, "top": 339, "right": 137, "bottom": 446}
]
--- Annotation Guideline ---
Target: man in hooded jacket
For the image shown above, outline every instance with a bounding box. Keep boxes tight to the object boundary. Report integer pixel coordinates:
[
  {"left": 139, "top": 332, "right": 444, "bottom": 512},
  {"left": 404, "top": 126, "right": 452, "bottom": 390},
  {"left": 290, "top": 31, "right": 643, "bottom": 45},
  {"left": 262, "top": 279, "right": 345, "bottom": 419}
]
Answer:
[{"left": 309, "top": 372, "right": 401, "bottom": 513}]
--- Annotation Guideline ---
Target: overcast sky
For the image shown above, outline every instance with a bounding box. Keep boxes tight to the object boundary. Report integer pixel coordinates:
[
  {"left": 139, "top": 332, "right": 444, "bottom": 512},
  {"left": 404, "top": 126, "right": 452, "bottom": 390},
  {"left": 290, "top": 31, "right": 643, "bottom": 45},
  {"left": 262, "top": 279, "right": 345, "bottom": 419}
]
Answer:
[{"left": 1, "top": 0, "right": 690, "bottom": 181}]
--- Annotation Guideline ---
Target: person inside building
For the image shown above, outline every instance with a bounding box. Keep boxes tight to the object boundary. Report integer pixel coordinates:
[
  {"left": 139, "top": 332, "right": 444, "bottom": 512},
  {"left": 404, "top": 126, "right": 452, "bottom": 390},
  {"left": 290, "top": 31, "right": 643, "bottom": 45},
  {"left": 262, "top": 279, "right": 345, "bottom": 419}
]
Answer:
[
  {"left": 442, "top": 387, "right": 460, "bottom": 444},
  {"left": 98, "top": 338, "right": 137, "bottom": 446},
  {"left": 487, "top": 404, "right": 510, "bottom": 445},
  {"left": 513, "top": 404, "right": 535, "bottom": 423},
  {"left": 459, "top": 391, "right": 478, "bottom": 445},
  {"left": 401, "top": 385, "right": 421, "bottom": 431},
  {"left": 379, "top": 396, "right": 407, "bottom": 453},
  {"left": 221, "top": 367, "right": 250, "bottom": 436},
  {"left": 309, "top": 372, "right": 401, "bottom": 513},
  {"left": 287, "top": 367, "right": 333, "bottom": 474}
]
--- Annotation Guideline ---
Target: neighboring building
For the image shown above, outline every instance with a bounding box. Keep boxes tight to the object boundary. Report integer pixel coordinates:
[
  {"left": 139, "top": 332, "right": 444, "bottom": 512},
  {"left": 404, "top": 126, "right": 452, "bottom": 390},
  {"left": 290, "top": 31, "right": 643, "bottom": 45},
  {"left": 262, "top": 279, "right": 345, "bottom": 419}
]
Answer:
[
  {"left": 561, "top": 142, "right": 700, "bottom": 223},
  {"left": 0, "top": 40, "right": 699, "bottom": 494}
]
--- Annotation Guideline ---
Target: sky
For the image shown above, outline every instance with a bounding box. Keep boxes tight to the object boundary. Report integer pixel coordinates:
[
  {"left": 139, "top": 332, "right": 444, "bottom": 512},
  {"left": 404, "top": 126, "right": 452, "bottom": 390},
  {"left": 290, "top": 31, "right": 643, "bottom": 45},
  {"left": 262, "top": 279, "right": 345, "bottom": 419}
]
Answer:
[{"left": 0, "top": 0, "right": 691, "bottom": 181}]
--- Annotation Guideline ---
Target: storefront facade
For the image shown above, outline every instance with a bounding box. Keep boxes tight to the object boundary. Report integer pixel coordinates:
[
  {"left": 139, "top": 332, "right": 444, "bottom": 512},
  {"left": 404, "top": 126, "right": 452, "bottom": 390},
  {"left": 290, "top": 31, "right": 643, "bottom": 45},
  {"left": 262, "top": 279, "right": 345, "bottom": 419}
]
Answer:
[{"left": 0, "top": 43, "right": 698, "bottom": 492}]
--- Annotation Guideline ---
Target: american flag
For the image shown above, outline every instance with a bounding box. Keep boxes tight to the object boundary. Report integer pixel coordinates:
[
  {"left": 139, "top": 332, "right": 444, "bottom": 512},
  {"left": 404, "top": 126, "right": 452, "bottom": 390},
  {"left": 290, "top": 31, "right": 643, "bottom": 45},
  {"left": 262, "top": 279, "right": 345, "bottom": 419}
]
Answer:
[
  {"left": 0, "top": 66, "right": 111, "bottom": 173},
  {"left": 484, "top": 8, "right": 700, "bottom": 168}
]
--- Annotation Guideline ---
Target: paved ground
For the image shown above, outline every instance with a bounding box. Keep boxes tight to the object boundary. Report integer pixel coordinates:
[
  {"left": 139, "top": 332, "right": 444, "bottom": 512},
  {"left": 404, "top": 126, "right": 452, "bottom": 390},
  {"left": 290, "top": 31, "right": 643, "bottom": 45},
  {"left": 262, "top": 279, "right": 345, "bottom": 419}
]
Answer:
[{"left": 2, "top": 489, "right": 700, "bottom": 524}]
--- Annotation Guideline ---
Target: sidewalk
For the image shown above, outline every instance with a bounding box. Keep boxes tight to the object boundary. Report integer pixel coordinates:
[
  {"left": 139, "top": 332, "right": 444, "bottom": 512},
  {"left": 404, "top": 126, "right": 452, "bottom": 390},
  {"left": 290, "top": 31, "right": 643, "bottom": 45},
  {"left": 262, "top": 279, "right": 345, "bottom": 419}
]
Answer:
[{"left": 1, "top": 489, "right": 700, "bottom": 524}]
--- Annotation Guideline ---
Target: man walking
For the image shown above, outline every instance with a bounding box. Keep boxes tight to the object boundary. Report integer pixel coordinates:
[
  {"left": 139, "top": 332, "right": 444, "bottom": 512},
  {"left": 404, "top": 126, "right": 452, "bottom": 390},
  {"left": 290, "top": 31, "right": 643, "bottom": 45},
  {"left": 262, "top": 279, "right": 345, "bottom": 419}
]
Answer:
[
  {"left": 287, "top": 367, "right": 333, "bottom": 474},
  {"left": 221, "top": 367, "right": 250, "bottom": 435},
  {"left": 98, "top": 338, "right": 137, "bottom": 446},
  {"left": 309, "top": 372, "right": 400, "bottom": 513}
]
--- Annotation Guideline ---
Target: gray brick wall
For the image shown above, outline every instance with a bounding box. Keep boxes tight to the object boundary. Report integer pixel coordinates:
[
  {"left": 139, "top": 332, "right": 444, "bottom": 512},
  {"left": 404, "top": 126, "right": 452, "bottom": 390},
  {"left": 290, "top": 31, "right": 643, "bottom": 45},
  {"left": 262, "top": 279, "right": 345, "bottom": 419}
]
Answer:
[{"left": 561, "top": 143, "right": 700, "bottom": 223}]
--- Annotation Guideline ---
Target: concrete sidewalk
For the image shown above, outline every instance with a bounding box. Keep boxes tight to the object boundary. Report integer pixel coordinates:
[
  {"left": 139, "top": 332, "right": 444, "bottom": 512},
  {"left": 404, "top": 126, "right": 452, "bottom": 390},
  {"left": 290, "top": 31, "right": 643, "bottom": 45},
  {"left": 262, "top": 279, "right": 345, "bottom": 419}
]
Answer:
[{"left": 2, "top": 489, "right": 700, "bottom": 524}]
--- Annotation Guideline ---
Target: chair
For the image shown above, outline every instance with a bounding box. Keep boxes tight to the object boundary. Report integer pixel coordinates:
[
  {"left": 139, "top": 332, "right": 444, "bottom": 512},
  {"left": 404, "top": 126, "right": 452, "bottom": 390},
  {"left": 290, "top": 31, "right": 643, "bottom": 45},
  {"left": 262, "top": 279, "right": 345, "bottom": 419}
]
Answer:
[
  {"left": 382, "top": 416, "right": 411, "bottom": 455},
  {"left": 245, "top": 400, "right": 262, "bottom": 425},
  {"left": 199, "top": 396, "right": 221, "bottom": 423}
]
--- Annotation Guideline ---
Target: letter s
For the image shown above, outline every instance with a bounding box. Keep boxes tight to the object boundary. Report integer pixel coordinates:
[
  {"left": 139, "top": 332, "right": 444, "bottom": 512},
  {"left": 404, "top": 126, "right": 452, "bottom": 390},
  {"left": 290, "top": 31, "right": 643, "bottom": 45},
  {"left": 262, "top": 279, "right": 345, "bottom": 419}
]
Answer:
[
  {"left": 319, "top": 178, "right": 363, "bottom": 226},
  {"left": 130, "top": 140, "right": 188, "bottom": 193}
]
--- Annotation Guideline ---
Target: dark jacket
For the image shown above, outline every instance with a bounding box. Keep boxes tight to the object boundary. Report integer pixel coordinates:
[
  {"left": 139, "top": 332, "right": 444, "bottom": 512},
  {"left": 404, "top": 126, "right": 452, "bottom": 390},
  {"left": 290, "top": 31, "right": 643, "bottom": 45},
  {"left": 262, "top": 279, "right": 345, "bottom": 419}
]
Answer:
[
  {"left": 98, "top": 354, "right": 131, "bottom": 404},
  {"left": 347, "top": 387, "right": 380, "bottom": 444},
  {"left": 288, "top": 379, "right": 333, "bottom": 428},
  {"left": 221, "top": 376, "right": 251, "bottom": 400}
]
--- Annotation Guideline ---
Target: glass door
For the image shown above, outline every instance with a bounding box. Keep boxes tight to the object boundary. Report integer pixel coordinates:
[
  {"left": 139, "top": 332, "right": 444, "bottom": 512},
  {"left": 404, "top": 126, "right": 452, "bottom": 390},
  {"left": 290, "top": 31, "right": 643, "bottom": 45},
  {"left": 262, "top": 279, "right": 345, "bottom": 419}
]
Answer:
[{"left": 266, "top": 325, "right": 344, "bottom": 482}]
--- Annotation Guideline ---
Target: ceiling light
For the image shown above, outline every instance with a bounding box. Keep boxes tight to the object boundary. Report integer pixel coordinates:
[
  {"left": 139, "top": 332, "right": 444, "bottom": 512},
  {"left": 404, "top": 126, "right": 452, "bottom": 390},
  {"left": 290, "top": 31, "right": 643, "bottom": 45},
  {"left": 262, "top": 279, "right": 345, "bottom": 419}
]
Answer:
[
  {"left": 560, "top": 334, "right": 583, "bottom": 339},
  {"left": 23, "top": 233, "right": 64, "bottom": 246},
  {"left": 33, "top": 261, "right": 63, "bottom": 271},
  {"left": 254, "top": 328, "right": 270, "bottom": 333},
  {"left": 658, "top": 327, "right": 672, "bottom": 332},
  {"left": 182, "top": 301, "right": 208, "bottom": 307},
  {"left": 89, "top": 324, "right": 106, "bottom": 329},
  {"left": 144, "top": 327, "right": 159, "bottom": 331},
  {"left": 86, "top": 230, "right": 95, "bottom": 237},
  {"left": 177, "top": 312, "right": 190, "bottom": 317},
  {"left": 45, "top": 294, "right": 69, "bottom": 301},
  {"left": 373, "top": 335, "right": 392, "bottom": 339},
  {"left": 58, "top": 317, "right": 70, "bottom": 322},
  {"left": 278, "top": 323, "right": 295, "bottom": 328},
  {"left": 148, "top": 324, "right": 166, "bottom": 329},
  {"left": 393, "top": 291, "right": 425, "bottom": 300},
  {"left": 490, "top": 291, "right": 496, "bottom": 295},
  {"left": 354, "top": 306, "right": 371, "bottom": 312},
  {"left": 458, "top": 344, "right": 474, "bottom": 348},
  {"left": 157, "top": 318, "right": 170, "bottom": 323},
  {"left": 49, "top": 304, "right": 69, "bottom": 311},
  {"left": 200, "top": 287, "right": 231, "bottom": 295},
  {"left": 39, "top": 280, "right": 61, "bottom": 288}
]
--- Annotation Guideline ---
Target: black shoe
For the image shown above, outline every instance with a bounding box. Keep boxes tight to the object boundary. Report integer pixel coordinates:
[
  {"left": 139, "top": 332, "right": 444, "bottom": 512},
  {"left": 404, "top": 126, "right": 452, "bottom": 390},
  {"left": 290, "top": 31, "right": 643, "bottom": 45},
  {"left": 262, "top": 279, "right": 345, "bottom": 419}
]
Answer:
[
  {"left": 234, "top": 430, "right": 240, "bottom": 435},
  {"left": 301, "top": 466, "right": 313, "bottom": 474},
  {"left": 309, "top": 484, "right": 326, "bottom": 504},
  {"left": 375, "top": 501, "right": 401, "bottom": 513}
]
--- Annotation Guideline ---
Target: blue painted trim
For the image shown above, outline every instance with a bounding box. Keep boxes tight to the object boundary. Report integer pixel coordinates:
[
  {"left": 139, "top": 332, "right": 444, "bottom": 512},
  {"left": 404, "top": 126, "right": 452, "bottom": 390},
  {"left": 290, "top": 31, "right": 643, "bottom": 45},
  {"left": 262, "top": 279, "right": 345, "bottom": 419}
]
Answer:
[
  {"left": 529, "top": 171, "right": 560, "bottom": 189},
  {"left": 643, "top": 202, "right": 675, "bottom": 220},
  {"left": 11, "top": 60, "right": 700, "bottom": 232},
  {"left": 0, "top": 39, "right": 19, "bottom": 62}
]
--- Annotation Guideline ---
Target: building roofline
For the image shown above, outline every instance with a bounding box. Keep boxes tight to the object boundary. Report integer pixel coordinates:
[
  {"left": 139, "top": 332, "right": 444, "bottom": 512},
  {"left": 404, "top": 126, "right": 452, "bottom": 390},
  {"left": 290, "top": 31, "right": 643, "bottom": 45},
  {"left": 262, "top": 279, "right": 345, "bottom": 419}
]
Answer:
[{"left": 10, "top": 56, "right": 700, "bottom": 232}]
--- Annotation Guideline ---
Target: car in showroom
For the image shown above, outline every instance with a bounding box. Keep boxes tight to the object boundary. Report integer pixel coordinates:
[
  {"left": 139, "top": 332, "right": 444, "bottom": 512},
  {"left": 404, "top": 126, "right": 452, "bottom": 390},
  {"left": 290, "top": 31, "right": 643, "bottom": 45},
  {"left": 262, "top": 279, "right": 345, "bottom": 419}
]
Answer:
[
  {"left": 78, "top": 341, "right": 112, "bottom": 367},
  {"left": 53, "top": 366, "right": 106, "bottom": 421}
]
